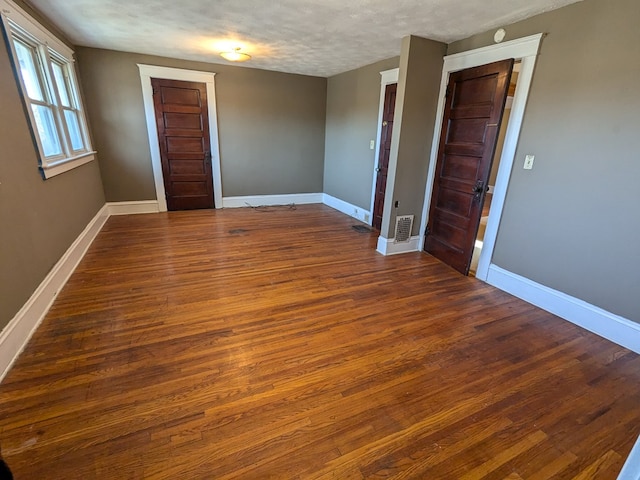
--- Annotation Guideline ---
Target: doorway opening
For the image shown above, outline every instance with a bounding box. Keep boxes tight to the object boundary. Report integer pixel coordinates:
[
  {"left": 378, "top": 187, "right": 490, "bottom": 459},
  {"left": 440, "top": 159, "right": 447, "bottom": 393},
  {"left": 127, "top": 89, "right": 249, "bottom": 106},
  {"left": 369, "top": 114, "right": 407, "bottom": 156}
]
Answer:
[
  {"left": 151, "top": 78, "right": 214, "bottom": 211},
  {"left": 372, "top": 82, "right": 397, "bottom": 230},
  {"left": 138, "top": 64, "right": 223, "bottom": 212},
  {"left": 418, "top": 33, "right": 543, "bottom": 282},
  {"left": 470, "top": 61, "right": 521, "bottom": 276},
  {"left": 369, "top": 68, "right": 399, "bottom": 228},
  {"left": 424, "top": 59, "right": 515, "bottom": 275}
]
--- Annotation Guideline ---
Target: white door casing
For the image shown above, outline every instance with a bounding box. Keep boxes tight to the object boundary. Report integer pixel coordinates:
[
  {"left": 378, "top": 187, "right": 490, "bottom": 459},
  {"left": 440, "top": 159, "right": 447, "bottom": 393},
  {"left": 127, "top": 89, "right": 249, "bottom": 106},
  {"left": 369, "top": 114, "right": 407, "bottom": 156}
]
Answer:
[
  {"left": 138, "top": 64, "right": 223, "bottom": 211},
  {"left": 369, "top": 68, "right": 399, "bottom": 226},
  {"left": 418, "top": 33, "right": 544, "bottom": 281}
]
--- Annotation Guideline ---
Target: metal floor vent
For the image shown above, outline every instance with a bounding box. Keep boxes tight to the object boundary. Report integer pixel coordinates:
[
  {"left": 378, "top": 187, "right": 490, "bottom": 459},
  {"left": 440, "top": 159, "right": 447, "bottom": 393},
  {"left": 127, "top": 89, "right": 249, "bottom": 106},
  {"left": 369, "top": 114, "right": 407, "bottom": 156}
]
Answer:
[{"left": 394, "top": 215, "right": 414, "bottom": 243}]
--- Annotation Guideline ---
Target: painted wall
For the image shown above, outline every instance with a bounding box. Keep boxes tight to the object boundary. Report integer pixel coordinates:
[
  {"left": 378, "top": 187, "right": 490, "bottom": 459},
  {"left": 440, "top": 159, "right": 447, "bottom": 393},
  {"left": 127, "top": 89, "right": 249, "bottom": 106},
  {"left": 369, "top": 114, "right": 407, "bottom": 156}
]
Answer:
[
  {"left": 323, "top": 57, "right": 399, "bottom": 210},
  {"left": 0, "top": 31, "right": 105, "bottom": 330},
  {"left": 382, "top": 36, "right": 446, "bottom": 238},
  {"left": 448, "top": 0, "right": 640, "bottom": 322},
  {"left": 75, "top": 48, "right": 327, "bottom": 202}
]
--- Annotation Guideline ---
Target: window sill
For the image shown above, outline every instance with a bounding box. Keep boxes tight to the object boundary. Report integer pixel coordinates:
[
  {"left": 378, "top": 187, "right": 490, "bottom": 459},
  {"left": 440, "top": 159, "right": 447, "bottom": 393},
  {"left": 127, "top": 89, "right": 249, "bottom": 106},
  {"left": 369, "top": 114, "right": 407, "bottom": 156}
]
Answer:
[{"left": 41, "top": 151, "right": 97, "bottom": 179}]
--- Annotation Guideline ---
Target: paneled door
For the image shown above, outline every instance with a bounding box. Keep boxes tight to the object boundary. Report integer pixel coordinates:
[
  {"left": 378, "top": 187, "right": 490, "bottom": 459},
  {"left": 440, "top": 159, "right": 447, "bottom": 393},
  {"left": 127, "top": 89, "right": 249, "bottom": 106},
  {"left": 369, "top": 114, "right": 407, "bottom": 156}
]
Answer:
[
  {"left": 372, "top": 83, "right": 397, "bottom": 230},
  {"left": 152, "top": 78, "right": 214, "bottom": 210},
  {"left": 424, "top": 59, "right": 513, "bottom": 274}
]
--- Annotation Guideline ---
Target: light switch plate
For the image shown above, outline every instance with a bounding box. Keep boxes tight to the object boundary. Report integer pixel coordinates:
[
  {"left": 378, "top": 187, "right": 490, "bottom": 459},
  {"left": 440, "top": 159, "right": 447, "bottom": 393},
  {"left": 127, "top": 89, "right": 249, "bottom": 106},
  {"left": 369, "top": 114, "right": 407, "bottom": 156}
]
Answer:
[
  {"left": 370, "top": 140, "right": 375, "bottom": 150},
  {"left": 524, "top": 154, "right": 535, "bottom": 170}
]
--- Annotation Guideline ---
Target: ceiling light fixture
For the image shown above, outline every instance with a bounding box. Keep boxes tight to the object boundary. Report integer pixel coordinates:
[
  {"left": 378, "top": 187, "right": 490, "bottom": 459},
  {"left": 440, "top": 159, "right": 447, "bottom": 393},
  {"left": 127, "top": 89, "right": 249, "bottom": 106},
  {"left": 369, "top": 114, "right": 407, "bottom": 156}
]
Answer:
[{"left": 220, "top": 47, "right": 251, "bottom": 62}]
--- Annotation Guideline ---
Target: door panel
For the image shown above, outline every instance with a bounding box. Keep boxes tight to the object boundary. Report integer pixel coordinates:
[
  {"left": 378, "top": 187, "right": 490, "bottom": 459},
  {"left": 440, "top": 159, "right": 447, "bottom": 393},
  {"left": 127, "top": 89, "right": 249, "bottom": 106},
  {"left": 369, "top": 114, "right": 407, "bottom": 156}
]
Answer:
[
  {"left": 372, "top": 83, "right": 397, "bottom": 231},
  {"left": 159, "top": 86, "right": 201, "bottom": 106},
  {"left": 447, "top": 118, "right": 491, "bottom": 143},
  {"left": 152, "top": 78, "right": 214, "bottom": 211},
  {"left": 455, "top": 75, "right": 500, "bottom": 104},
  {"left": 437, "top": 188, "right": 473, "bottom": 216},
  {"left": 170, "top": 161, "right": 206, "bottom": 175},
  {"left": 172, "top": 180, "right": 210, "bottom": 195},
  {"left": 163, "top": 112, "right": 202, "bottom": 130},
  {"left": 441, "top": 155, "right": 480, "bottom": 180},
  {"left": 424, "top": 59, "right": 514, "bottom": 274},
  {"left": 166, "top": 137, "right": 205, "bottom": 152}
]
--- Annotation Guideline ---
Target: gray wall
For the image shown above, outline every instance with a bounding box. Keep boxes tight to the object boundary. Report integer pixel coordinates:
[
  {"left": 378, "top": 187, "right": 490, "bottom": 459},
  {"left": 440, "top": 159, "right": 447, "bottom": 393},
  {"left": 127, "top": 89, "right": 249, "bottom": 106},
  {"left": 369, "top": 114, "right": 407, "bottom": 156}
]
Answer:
[
  {"left": 382, "top": 36, "right": 446, "bottom": 238},
  {"left": 0, "top": 32, "right": 105, "bottom": 330},
  {"left": 76, "top": 48, "right": 327, "bottom": 201},
  {"left": 324, "top": 57, "right": 399, "bottom": 210},
  {"left": 449, "top": 0, "right": 640, "bottom": 322}
]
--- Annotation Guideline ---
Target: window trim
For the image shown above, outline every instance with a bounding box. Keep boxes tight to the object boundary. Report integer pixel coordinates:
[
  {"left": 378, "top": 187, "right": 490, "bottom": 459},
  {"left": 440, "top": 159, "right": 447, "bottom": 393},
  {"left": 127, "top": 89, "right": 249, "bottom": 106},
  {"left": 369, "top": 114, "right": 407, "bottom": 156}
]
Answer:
[{"left": 1, "top": 0, "right": 95, "bottom": 178}]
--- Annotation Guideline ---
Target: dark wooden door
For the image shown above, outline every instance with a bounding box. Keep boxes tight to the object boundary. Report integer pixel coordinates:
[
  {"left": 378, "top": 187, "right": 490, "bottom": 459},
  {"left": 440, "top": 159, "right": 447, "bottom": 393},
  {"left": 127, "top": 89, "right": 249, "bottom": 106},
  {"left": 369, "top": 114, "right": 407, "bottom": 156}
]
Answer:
[
  {"left": 372, "top": 83, "right": 397, "bottom": 230},
  {"left": 152, "top": 78, "right": 214, "bottom": 210},
  {"left": 424, "top": 59, "right": 513, "bottom": 274}
]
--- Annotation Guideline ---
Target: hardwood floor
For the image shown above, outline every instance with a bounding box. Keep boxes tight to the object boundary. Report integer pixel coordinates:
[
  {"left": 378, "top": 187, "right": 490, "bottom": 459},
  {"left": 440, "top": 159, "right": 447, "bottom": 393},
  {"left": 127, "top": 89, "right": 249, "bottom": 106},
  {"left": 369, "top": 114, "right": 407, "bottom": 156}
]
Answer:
[{"left": 0, "top": 204, "right": 638, "bottom": 479}]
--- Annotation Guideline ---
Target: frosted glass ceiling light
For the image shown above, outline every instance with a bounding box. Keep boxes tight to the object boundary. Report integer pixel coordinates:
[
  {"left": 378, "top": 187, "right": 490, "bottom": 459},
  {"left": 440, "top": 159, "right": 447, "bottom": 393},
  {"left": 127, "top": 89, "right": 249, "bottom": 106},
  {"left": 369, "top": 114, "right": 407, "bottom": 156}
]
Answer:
[{"left": 220, "top": 47, "right": 251, "bottom": 62}]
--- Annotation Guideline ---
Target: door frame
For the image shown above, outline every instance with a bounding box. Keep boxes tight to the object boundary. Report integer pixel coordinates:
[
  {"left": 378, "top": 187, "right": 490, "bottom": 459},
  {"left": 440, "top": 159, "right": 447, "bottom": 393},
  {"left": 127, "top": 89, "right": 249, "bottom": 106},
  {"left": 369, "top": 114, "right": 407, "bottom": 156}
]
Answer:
[
  {"left": 369, "top": 68, "right": 399, "bottom": 226},
  {"left": 419, "top": 33, "right": 543, "bottom": 281},
  {"left": 138, "top": 64, "right": 223, "bottom": 211}
]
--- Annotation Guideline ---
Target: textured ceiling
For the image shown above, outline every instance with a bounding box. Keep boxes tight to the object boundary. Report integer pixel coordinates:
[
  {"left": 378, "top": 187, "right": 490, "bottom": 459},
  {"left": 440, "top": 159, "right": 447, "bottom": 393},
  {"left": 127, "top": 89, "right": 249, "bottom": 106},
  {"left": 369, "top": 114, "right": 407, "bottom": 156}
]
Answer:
[{"left": 27, "top": 0, "right": 582, "bottom": 77}]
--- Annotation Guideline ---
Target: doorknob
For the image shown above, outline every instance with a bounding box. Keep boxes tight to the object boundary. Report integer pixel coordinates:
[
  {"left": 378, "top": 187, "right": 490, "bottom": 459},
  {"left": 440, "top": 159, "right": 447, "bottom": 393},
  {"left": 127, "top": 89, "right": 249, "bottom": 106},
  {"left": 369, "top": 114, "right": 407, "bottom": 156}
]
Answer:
[
  {"left": 382, "top": 121, "right": 388, "bottom": 126},
  {"left": 375, "top": 167, "right": 381, "bottom": 172},
  {"left": 472, "top": 180, "right": 485, "bottom": 200}
]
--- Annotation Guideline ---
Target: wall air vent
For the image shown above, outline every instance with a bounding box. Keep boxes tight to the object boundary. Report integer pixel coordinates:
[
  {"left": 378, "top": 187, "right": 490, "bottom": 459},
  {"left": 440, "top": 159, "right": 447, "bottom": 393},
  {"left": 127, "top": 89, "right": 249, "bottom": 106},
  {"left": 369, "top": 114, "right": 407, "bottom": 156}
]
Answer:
[{"left": 394, "top": 215, "right": 414, "bottom": 243}]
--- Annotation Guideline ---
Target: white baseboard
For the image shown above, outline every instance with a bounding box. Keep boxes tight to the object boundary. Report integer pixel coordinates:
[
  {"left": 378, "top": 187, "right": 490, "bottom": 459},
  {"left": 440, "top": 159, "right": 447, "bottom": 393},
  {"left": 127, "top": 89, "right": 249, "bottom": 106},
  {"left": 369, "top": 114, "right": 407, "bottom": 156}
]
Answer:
[
  {"left": 376, "top": 235, "right": 421, "bottom": 256},
  {"left": 222, "top": 193, "right": 323, "bottom": 208},
  {"left": 486, "top": 265, "right": 640, "bottom": 354},
  {"left": 618, "top": 434, "right": 640, "bottom": 480},
  {"left": 0, "top": 204, "right": 110, "bottom": 382},
  {"left": 322, "top": 194, "right": 371, "bottom": 224},
  {"left": 107, "top": 200, "right": 160, "bottom": 215}
]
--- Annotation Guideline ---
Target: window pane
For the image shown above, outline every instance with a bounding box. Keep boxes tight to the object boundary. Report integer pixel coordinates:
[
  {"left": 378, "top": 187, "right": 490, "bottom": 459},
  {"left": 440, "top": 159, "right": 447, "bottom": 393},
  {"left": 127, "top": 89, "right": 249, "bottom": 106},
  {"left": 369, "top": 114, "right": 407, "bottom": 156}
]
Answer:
[
  {"left": 64, "top": 109, "right": 85, "bottom": 151},
  {"left": 13, "top": 39, "right": 45, "bottom": 101},
  {"left": 31, "top": 104, "right": 62, "bottom": 157},
  {"left": 52, "top": 61, "right": 71, "bottom": 107}
]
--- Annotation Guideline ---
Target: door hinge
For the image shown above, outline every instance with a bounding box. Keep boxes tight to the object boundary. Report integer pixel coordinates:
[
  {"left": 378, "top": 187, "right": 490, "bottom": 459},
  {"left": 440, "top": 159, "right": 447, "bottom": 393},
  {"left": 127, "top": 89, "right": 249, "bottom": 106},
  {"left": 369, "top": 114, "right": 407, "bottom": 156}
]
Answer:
[
  {"left": 425, "top": 225, "right": 430, "bottom": 237},
  {"left": 153, "top": 87, "right": 158, "bottom": 96}
]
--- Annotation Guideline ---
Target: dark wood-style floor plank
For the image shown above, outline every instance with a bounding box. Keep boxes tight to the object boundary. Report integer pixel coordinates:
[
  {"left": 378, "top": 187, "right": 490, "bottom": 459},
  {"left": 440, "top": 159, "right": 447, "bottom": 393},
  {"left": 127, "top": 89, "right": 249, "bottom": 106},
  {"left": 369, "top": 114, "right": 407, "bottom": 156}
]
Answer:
[{"left": 0, "top": 204, "right": 638, "bottom": 479}]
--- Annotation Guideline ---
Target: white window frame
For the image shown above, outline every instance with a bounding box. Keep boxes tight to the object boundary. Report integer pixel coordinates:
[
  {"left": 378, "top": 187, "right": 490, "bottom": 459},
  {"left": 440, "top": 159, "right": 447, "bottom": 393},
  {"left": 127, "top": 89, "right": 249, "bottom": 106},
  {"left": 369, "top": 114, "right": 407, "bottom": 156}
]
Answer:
[{"left": 1, "top": 0, "right": 95, "bottom": 178}]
